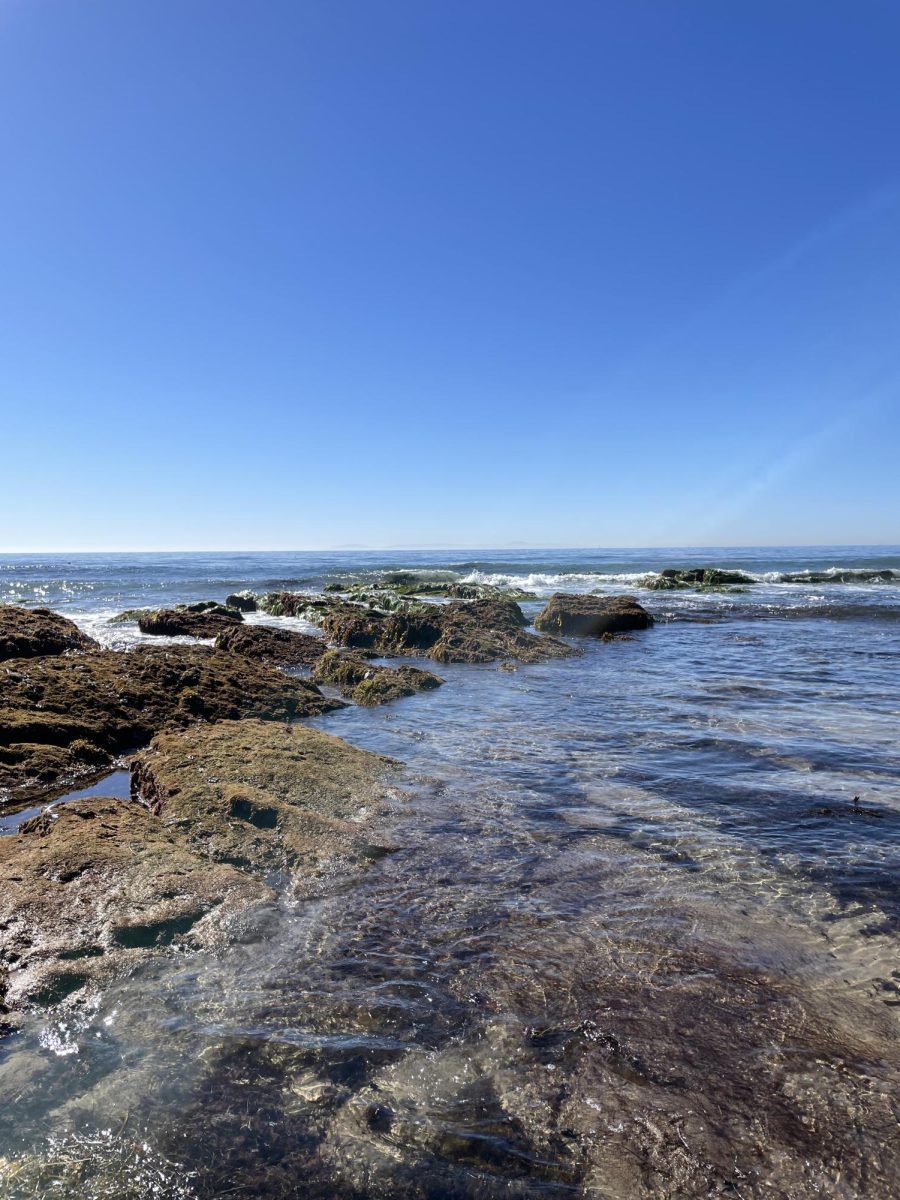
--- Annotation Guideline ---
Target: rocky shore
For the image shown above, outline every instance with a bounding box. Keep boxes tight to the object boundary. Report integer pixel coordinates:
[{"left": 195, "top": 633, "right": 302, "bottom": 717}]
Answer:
[
  {"left": 0, "top": 587, "right": 637, "bottom": 1031},
  {"left": 1, "top": 566, "right": 898, "bottom": 1200}
]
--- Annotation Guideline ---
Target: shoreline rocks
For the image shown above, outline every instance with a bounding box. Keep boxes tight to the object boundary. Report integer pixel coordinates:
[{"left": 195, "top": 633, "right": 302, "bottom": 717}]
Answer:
[
  {"left": 0, "top": 645, "right": 342, "bottom": 807},
  {"left": 131, "top": 719, "right": 398, "bottom": 885},
  {"left": 534, "top": 594, "right": 653, "bottom": 638},
  {"left": 215, "top": 624, "right": 327, "bottom": 667},
  {"left": 0, "top": 797, "right": 274, "bottom": 1016},
  {"left": 0, "top": 719, "right": 399, "bottom": 1023},
  {"left": 0, "top": 605, "right": 98, "bottom": 662}
]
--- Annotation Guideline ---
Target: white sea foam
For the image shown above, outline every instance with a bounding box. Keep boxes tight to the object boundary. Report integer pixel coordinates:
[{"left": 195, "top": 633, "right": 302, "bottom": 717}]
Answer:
[
  {"left": 243, "top": 610, "right": 323, "bottom": 637},
  {"left": 73, "top": 609, "right": 214, "bottom": 651},
  {"left": 458, "top": 569, "right": 650, "bottom": 595}
]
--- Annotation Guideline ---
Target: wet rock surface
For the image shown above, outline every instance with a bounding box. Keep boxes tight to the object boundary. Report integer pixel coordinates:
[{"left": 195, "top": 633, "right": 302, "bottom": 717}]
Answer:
[
  {"left": 534, "top": 593, "right": 653, "bottom": 638},
  {"left": 0, "top": 797, "right": 273, "bottom": 1017},
  {"left": 321, "top": 597, "right": 574, "bottom": 664},
  {"left": 0, "top": 645, "right": 341, "bottom": 806},
  {"left": 641, "top": 567, "right": 753, "bottom": 591},
  {"left": 23, "top": 820, "right": 896, "bottom": 1200},
  {"left": 225, "top": 590, "right": 260, "bottom": 611},
  {"left": 131, "top": 719, "right": 398, "bottom": 887},
  {"left": 0, "top": 719, "right": 398, "bottom": 1029},
  {"left": 780, "top": 568, "right": 896, "bottom": 583},
  {"left": 312, "top": 649, "right": 444, "bottom": 705},
  {"left": 215, "top": 623, "right": 327, "bottom": 666},
  {"left": 137, "top": 603, "right": 244, "bottom": 637},
  {"left": 0, "top": 605, "right": 98, "bottom": 662},
  {"left": 257, "top": 591, "right": 334, "bottom": 620},
  {"left": 332, "top": 578, "right": 539, "bottom": 603}
]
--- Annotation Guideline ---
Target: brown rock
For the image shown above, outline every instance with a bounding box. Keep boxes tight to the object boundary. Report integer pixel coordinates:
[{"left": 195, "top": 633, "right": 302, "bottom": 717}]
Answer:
[
  {"left": 0, "top": 605, "right": 98, "bottom": 662},
  {"left": 131, "top": 719, "right": 398, "bottom": 885},
  {"left": 0, "top": 797, "right": 273, "bottom": 1014},
  {"left": 138, "top": 604, "right": 244, "bottom": 637},
  {"left": 320, "top": 597, "right": 574, "bottom": 665},
  {"left": 312, "top": 649, "right": 443, "bottom": 705},
  {"left": 533, "top": 593, "right": 653, "bottom": 638},
  {"left": 215, "top": 624, "right": 326, "bottom": 666},
  {"left": 0, "top": 645, "right": 342, "bottom": 807}
]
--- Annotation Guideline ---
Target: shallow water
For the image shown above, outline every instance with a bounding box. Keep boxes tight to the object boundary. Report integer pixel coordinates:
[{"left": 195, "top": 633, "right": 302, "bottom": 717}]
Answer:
[{"left": 1, "top": 549, "right": 899, "bottom": 1197}]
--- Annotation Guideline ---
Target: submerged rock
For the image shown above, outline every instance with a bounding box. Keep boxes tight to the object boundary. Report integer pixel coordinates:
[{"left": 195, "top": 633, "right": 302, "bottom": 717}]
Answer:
[
  {"left": 534, "top": 594, "right": 653, "bottom": 638},
  {"left": 320, "top": 597, "right": 573, "bottom": 664},
  {"left": 780, "top": 569, "right": 896, "bottom": 584},
  {"left": 312, "top": 649, "right": 443, "bottom": 705},
  {"left": 131, "top": 719, "right": 398, "bottom": 886},
  {"left": 0, "top": 605, "right": 97, "bottom": 662},
  {"left": 138, "top": 604, "right": 244, "bottom": 637},
  {"left": 215, "top": 624, "right": 326, "bottom": 666},
  {"left": 0, "top": 797, "right": 273, "bottom": 1015},
  {"left": 0, "top": 645, "right": 341, "bottom": 806}
]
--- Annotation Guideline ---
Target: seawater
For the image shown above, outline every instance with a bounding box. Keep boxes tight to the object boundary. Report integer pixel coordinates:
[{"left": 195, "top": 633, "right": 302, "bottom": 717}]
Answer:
[{"left": 0, "top": 548, "right": 898, "bottom": 1197}]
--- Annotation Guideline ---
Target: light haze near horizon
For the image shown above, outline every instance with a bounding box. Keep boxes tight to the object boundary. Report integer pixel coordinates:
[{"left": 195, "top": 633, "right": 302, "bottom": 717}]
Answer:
[{"left": 1, "top": 1, "right": 899, "bottom": 552}]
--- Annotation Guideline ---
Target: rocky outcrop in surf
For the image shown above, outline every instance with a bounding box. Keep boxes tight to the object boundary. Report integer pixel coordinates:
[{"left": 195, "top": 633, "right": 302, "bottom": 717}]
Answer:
[
  {"left": 225, "top": 589, "right": 259, "bottom": 611},
  {"left": 326, "top": 576, "right": 538, "bottom": 603},
  {"left": 0, "top": 605, "right": 98, "bottom": 662},
  {"left": 534, "top": 593, "right": 653, "bottom": 638},
  {"left": 138, "top": 602, "right": 244, "bottom": 637},
  {"left": 312, "top": 649, "right": 444, "bottom": 705},
  {"left": 320, "top": 596, "right": 574, "bottom": 664},
  {"left": 640, "top": 567, "right": 753, "bottom": 591},
  {"left": 779, "top": 569, "right": 897, "bottom": 584}
]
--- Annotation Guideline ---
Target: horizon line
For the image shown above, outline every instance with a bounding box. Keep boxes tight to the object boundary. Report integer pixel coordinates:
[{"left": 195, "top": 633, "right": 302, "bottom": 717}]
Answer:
[{"left": 1, "top": 542, "right": 898, "bottom": 556}]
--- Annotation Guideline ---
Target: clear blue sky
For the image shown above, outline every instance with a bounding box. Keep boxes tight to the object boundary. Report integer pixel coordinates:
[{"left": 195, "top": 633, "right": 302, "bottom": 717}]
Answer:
[{"left": 1, "top": 1, "right": 898, "bottom": 550}]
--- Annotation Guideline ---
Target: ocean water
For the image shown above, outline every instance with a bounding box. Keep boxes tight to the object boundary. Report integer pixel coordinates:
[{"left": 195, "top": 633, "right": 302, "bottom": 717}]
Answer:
[{"left": 1, "top": 548, "right": 899, "bottom": 1198}]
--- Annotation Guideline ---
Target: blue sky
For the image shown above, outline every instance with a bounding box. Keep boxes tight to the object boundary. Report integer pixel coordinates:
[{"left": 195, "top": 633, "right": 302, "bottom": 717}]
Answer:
[{"left": 1, "top": 0, "right": 898, "bottom": 550}]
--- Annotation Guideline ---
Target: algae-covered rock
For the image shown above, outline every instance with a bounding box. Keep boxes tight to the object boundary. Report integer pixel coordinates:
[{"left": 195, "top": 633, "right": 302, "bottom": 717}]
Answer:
[
  {"left": 533, "top": 594, "right": 653, "bottom": 638},
  {"left": 225, "top": 590, "right": 259, "bottom": 611},
  {"left": 215, "top": 624, "right": 326, "bottom": 667},
  {"left": 138, "top": 604, "right": 244, "bottom": 637},
  {"left": 640, "top": 567, "right": 753, "bottom": 592},
  {"left": 131, "top": 719, "right": 398, "bottom": 886},
  {"left": 312, "top": 649, "right": 443, "bottom": 706},
  {"left": 0, "top": 797, "right": 273, "bottom": 1014},
  {"left": 107, "top": 607, "right": 156, "bottom": 624},
  {"left": 0, "top": 645, "right": 342, "bottom": 806},
  {"left": 319, "top": 597, "right": 573, "bottom": 664},
  {"left": 0, "top": 605, "right": 97, "bottom": 662},
  {"left": 335, "top": 579, "right": 538, "bottom": 604},
  {"left": 257, "top": 591, "right": 334, "bottom": 621}
]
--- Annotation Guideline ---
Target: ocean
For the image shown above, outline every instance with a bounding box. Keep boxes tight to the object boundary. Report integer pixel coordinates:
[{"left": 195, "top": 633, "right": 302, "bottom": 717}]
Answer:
[{"left": 0, "top": 546, "right": 898, "bottom": 1197}]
